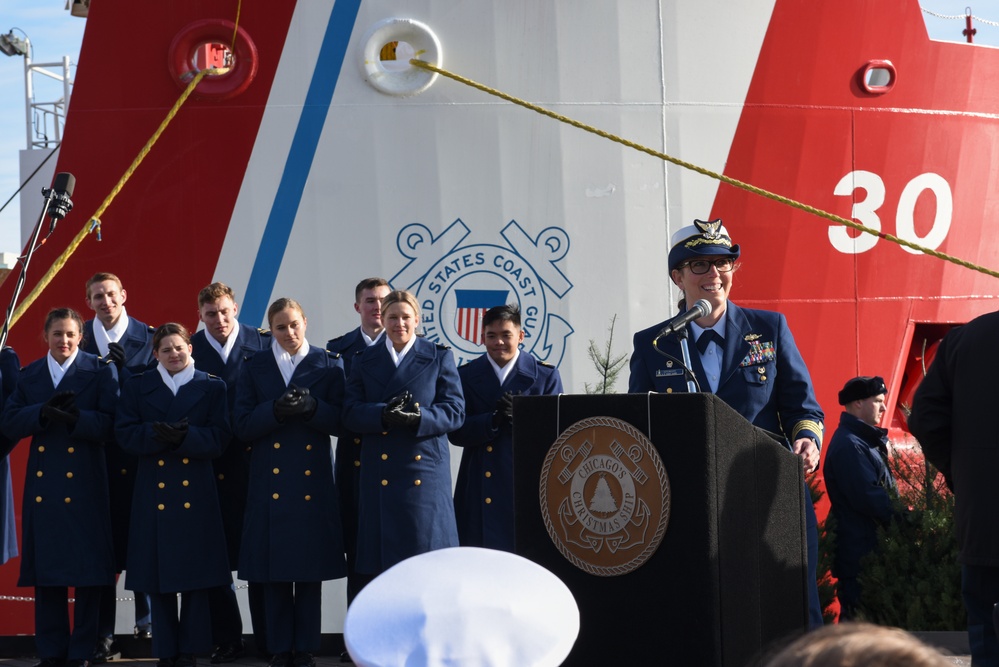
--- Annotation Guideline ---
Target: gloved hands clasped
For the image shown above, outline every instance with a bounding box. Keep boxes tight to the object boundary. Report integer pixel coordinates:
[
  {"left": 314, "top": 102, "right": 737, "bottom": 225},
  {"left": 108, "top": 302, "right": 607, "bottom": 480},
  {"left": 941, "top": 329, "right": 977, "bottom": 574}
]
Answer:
[
  {"left": 152, "top": 418, "right": 189, "bottom": 449},
  {"left": 41, "top": 390, "right": 80, "bottom": 427},
  {"left": 273, "top": 385, "right": 318, "bottom": 422},
  {"left": 105, "top": 341, "right": 126, "bottom": 370},
  {"left": 491, "top": 391, "right": 514, "bottom": 429},
  {"left": 382, "top": 390, "right": 421, "bottom": 429}
]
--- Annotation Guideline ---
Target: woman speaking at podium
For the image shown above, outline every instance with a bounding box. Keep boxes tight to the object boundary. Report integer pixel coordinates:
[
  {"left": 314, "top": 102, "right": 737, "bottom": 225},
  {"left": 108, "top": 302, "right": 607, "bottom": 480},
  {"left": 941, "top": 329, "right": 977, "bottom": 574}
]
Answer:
[{"left": 628, "top": 219, "right": 825, "bottom": 629}]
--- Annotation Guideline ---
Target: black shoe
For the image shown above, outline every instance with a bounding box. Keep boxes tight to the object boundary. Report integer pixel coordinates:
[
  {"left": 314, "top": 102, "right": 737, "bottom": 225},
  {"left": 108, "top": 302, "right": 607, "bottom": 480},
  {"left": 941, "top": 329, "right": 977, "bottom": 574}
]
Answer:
[
  {"left": 134, "top": 626, "right": 153, "bottom": 640},
  {"left": 91, "top": 638, "right": 120, "bottom": 665},
  {"left": 339, "top": 650, "right": 354, "bottom": 664},
  {"left": 156, "top": 659, "right": 175, "bottom": 667},
  {"left": 67, "top": 661, "right": 90, "bottom": 667},
  {"left": 174, "top": 655, "right": 196, "bottom": 667},
  {"left": 33, "top": 659, "right": 65, "bottom": 667},
  {"left": 268, "top": 652, "right": 292, "bottom": 667},
  {"left": 292, "top": 653, "right": 314, "bottom": 667},
  {"left": 211, "top": 642, "right": 245, "bottom": 665}
]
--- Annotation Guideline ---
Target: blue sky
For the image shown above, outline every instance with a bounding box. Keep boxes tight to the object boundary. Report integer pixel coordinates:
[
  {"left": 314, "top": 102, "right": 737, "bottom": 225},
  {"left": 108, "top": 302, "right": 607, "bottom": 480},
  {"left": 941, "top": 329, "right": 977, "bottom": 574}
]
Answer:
[{"left": 1, "top": 2, "right": 998, "bottom": 260}]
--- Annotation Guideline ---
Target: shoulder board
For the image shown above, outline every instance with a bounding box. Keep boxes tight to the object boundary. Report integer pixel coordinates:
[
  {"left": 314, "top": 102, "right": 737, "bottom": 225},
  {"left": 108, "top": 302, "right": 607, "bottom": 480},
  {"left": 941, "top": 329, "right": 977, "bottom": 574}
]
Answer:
[
  {"left": 327, "top": 334, "right": 346, "bottom": 345},
  {"left": 538, "top": 360, "right": 555, "bottom": 368},
  {"left": 207, "top": 373, "right": 220, "bottom": 380},
  {"left": 327, "top": 350, "right": 341, "bottom": 358},
  {"left": 435, "top": 343, "right": 451, "bottom": 351},
  {"left": 353, "top": 349, "right": 364, "bottom": 355},
  {"left": 146, "top": 325, "right": 155, "bottom": 332},
  {"left": 258, "top": 328, "right": 271, "bottom": 336}
]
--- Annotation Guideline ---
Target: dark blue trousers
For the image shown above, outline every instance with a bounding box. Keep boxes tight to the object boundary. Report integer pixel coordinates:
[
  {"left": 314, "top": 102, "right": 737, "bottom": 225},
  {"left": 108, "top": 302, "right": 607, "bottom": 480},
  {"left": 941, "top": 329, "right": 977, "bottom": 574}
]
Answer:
[
  {"left": 262, "top": 582, "right": 321, "bottom": 654},
  {"left": 248, "top": 582, "right": 268, "bottom": 654},
  {"left": 34, "top": 585, "right": 101, "bottom": 661},
  {"left": 149, "top": 589, "right": 211, "bottom": 659},
  {"left": 964, "top": 564, "right": 999, "bottom": 667},
  {"left": 208, "top": 583, "right": 242, "bottom": 646}
]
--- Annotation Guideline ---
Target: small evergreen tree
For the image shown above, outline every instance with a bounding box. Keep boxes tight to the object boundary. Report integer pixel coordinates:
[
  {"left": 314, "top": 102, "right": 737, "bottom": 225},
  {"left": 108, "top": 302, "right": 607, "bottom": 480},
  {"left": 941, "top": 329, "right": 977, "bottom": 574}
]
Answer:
[
  {"left": 809, "top": 476, "right": 838, "bottom": 625},
  {"left": 584, "top": 314, "right": 628, "bottom": 394},
  {"left": 853, "top": 447, "right": 964, "bottom": 629}
]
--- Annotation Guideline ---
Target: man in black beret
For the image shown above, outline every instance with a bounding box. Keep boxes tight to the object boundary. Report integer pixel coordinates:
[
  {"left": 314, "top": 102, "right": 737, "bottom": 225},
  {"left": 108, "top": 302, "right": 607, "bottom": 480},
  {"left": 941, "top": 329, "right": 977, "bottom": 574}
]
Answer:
[{"left": 822, "top": 376, "right": 896, "bottom": 620}]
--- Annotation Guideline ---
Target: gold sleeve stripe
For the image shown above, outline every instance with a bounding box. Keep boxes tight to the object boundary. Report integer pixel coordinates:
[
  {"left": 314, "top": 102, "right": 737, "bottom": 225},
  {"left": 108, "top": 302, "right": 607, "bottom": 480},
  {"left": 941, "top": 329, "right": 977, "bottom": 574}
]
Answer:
[{"left": 792, "top": 420, "right": 824, "bottom": 447}]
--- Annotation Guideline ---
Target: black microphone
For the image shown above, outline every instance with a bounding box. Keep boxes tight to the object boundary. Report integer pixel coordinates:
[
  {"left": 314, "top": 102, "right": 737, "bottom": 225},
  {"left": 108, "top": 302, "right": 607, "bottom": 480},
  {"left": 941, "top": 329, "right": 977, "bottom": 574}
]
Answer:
[
  {"left": 653, "top": 298, "right": 712, "bottom": 340},
  {"left": 44, "top": 172, "right": 76, "bottom": 228}
]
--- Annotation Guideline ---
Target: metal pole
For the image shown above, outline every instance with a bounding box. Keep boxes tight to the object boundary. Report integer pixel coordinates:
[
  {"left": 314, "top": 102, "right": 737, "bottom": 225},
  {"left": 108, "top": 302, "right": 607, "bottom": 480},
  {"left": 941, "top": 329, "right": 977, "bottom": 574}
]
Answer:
[{"left": 22, "top": 37, "right": 32, "bottom": 148}]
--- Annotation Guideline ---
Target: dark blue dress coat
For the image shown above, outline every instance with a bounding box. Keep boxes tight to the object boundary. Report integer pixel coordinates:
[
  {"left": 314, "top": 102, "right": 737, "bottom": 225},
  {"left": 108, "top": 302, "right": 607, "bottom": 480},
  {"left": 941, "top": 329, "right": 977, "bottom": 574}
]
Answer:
[
  {"left": 343, "top": 337, "right": 465, "bottom": 575},
  {"left": 233, "top": 345, "right": 347, "bottom": 583},
  {"left": 823, "top": 412, "right": 895, "bottom": 579},
  {"left": 0, "top": 351, "right": 117, "bottom": 587},
  {"left": 115, "top": 368, "right": 232, "bottom": 594},
  {"left": 191, "top": 323, "right": 271, "bottom": 568},
  {"left": 450, "top": 353, "right": 562, "bottom": 551},
  {"left": 1, "top": 347, "right": 21, "bottom": 564},
  {"left": 628, "top": 302, "right": 824, "bottom": 446},
  {"left": 84, "top": 315, "right": 155, "bottom": 570},
  {"left": 326, "top": 332, "right": 368, "bottom": 527}
]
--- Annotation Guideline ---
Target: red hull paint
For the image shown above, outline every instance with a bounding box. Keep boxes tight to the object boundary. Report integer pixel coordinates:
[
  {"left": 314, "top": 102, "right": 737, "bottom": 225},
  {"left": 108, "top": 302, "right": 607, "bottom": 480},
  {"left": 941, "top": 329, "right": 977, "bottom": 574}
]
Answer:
[{"left": 712, "top": 0, "right": 999, "bottom": 522}]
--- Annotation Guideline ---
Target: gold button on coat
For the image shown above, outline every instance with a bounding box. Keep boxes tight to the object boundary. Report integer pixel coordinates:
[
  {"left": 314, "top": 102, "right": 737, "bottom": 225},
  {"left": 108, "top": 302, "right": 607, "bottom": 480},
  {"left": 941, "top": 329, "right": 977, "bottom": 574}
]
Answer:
[
  {"left": 353, "top": 460, "right": 360, "bottom": 467},
  {"left": 37, "top": 446, "right": 44, "bottom": 452},
  {"left": 486, "top": 446, "right": 493, "bottom": 453},
  {"left": 485, "top": 498, "right": 492, "bottom": 504},
  {"left": 381, "top": 479, "right": 388, "bottom": 486},
  {"left": 218, "top": 474, "right": 225, "bottom": 480},
  {"left": 381, "top": 454, "right": 388, "bottom": 460},
  {"left": 353, "top": 438, "right": 361, "bottom": 445},
  {"left": 304, "top": 495, "right": 312, "bottom": 501},
  {"left": 304, "top": 470, "right": 311, "bottom": 476},
  {"left": 67, "top": 447, "right": 74, "bottom": 453},
  {"left": 272, "top": 493, "right": 280, "bottom": 500},
  {"left": 274, "top": 443, "right": 281, "bottom": 449},
  {"left": 306, "top": 444, "right": 313, "bottom": 451},
  {"left": 158, "top": 460, "right": 165, "bottom": 467},
  {"left": 485, "top": 471, "right": 491, "bottom": 478},
  {"left": 414, "top": 480, "right": 421, "bottom": 486},
  {"left": 182, "top": 458, "right": 189, "bottom": 464},
  {"left": 182, "top": 480, "right": 189, "bottom": 486},
  {"left": 184, "top": 502, "right": 191, "bottom": 509},
  {"left": 35, "top": 496, "right": 42, "bottom": 503},
  {"left": 158, "top": 504, "right": 165, "bottom": 510},
  {"left": 66, "top": 472, "right": 73, "bottom": 478},
  {"left": 158, "top": 482, "right": 165, "bottom": 489},
  {"left": 35, "top": 471, "right": 42, "bottom": 478},
  {"left": 121, "top": 469, "right": 128, "bottom": 475},
  {"left": 64, "top": 498, "right": 71, "bottom": 504},
  {"left": 414, "top": 455, "right": 422, "bottom": 461},
  {"left": 273, "top": 468, "right": 280, "bottom": 474}
]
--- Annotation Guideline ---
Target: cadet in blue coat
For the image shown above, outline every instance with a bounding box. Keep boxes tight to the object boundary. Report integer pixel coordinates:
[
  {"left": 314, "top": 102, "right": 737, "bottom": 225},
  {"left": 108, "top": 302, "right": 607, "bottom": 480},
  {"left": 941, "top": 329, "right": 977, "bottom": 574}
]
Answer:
[
  {"left": 450, "top": 304, "right": 563, "bottom": 552},
  {"left": 823, "top": 376, "right": 896, "bottom": 621},
  {"left": 343, "top": 290, "right": 465, "bottom": 580},
  {"left": 628, "top": 219, "right": 825, "bottom": 629},
  {"left": 115, "top": 323, "right": 232, "bottom": 667},
  {"left": 82, "top": 271, "right": 155, "bottom": 654},
  {"left": 0, "top": 308, "right": 117, "bottom": 667},
  {"left": 325, "top": 277, "right": 390, "bottom": 609},
  {"left": 1, "top": 346, "right": 21, "bottom": 565},
  {"left": 190, "top": 282, "right": 271, "bottom": 662},
  {"left": 233, "top": 298, "right": 347, "bottom": 667}
]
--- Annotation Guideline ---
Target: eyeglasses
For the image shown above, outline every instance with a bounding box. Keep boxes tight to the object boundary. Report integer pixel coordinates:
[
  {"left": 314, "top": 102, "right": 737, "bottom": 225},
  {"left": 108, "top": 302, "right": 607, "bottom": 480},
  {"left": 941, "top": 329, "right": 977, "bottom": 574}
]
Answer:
[{"left": 680, "top": 258, "right": 736, "bottom": 274}]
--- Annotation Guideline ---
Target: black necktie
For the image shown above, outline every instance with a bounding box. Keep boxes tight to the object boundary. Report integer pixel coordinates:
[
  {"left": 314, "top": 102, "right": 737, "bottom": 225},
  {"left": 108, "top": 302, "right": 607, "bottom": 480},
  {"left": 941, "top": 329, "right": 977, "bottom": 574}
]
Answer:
[{"left": 696, "top": 329, "right": 723, "bottom": 354}]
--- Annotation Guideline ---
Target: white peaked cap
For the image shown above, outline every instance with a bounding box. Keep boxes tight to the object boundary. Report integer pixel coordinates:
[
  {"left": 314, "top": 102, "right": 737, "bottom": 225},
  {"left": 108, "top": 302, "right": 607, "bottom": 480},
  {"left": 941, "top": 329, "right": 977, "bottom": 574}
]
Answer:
[{"left": 344, "top": 546, "right": 580, "bottom": 667}]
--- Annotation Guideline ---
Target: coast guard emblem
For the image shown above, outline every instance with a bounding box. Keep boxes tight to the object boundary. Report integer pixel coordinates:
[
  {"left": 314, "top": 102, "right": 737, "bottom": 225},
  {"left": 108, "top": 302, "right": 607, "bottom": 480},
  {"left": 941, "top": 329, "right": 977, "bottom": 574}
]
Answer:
[
  {"left": 392, "top": 218, "right": 574, "bottom": 366},
  {"left": 540, "top": 417, "right": 670, "bottom": 577}
]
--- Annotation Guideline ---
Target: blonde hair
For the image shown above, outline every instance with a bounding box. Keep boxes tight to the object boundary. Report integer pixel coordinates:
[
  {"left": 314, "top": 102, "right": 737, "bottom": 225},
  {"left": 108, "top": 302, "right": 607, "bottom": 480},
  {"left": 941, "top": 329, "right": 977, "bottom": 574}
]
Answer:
[{"left": 380, "top": 290, "right": 420, "bottom": 320}]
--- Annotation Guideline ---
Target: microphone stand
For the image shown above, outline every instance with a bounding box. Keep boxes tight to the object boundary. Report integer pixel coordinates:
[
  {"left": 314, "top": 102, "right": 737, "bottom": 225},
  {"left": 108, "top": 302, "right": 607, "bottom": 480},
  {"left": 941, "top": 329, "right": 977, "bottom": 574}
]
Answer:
[
  {"left": 0, "top": 188, "right": 60, "bottom": 350},
  {"left": 674, "top": 325, "right": 699, "bottom": 394}
]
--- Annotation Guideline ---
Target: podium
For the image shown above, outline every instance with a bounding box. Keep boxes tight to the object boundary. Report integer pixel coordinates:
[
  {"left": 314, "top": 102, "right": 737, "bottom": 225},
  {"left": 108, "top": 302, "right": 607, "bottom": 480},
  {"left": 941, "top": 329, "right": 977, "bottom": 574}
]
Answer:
[{"left": 513, "top": 393, "right": 807, "bottom": 666}]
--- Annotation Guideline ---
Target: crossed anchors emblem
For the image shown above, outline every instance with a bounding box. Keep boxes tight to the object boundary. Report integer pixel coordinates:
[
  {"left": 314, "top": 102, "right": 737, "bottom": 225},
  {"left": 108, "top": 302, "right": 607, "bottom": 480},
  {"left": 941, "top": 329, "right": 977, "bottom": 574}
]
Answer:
[{"left": 540, "top": 417, "right": 670, "bottom": 577}]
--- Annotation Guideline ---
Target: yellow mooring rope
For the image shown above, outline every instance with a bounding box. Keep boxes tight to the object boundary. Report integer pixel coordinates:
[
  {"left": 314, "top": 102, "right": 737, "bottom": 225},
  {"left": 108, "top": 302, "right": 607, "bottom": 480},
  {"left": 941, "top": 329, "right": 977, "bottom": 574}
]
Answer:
[
  {"left": 8, "top": 68, "right": 211, "bottom": 330},
  {"left": 410, "top": 58, "right": 999, "bottom": 280}
]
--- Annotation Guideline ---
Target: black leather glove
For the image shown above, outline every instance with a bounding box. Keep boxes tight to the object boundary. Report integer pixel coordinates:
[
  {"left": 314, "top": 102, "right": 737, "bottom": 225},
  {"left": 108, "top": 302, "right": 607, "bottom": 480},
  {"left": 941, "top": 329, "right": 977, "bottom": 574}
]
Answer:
[
  {"left": 381, "top": 391, "right": 411, "bottom": 428},
  {"left": 294, "top": 387, "right": 318, "bottom": 420},
  {"left": 105, "top": 341, "right": 126, "bottom": 369},
  {"left": 273, "top": 386, "right": 317, "bottom": 421},
  {"left": 383, "top": 398, "right": 421, "bottom": 429},
  {"left": 41, "top": 391, "right": 79, "bottom": 427},
  {"left": 492, "top": 392, "right": 515, "bottom": 429},
  {"left": 152, "top": 419, "right": 188, "bottom": 448},
  {"left": 274, "top": 387, "right": 300, "bottom": 421}
]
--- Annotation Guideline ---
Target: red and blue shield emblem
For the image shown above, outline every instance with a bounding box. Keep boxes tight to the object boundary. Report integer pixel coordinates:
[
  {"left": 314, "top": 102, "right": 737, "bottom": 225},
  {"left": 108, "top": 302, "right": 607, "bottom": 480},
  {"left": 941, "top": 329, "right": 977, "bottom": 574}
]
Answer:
[{"left": 454, "top": 289, "right": 509, "bottom": 345}]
